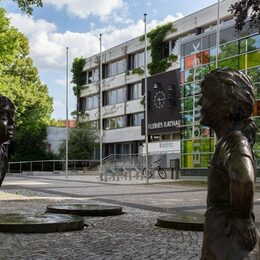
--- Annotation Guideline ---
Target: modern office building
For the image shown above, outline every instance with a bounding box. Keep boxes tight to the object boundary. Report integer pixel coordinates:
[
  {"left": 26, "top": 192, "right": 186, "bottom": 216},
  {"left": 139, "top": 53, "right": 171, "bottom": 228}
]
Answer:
[{"left": 80, "top": 0, "right": 260, "bottom": 170}]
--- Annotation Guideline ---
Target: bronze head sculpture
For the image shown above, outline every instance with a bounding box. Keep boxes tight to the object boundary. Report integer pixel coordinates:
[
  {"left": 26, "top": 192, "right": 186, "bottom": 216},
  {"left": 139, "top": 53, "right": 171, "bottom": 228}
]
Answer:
[
  {"left": 199, "top": 68, "right": 260, "bottom": 259},
  {"left": 0, "top": 96, "right": 15, "bottom": 186}
]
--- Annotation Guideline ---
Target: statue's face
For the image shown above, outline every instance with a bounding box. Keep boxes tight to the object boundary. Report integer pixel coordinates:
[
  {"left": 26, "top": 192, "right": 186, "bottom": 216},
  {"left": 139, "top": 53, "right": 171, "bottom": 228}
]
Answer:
[
  {"left": 199, "top": 86, "right": 215, "bottom": 127},
  {"left": 0, "top": 103, "right": 15, "bottom": 144}
]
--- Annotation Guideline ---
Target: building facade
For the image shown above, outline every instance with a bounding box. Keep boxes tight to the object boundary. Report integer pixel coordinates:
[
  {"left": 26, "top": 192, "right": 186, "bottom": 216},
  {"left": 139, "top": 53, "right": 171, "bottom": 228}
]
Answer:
[{"left": 80, "top": 0, "right": 260, "bottom": 169}]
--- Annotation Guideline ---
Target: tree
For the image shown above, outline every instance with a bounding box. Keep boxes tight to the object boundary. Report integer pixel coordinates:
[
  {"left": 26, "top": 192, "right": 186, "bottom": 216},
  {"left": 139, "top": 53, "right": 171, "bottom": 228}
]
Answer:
[
  {"left": 0, "top": 7, "right": 54, "bottom": 161},
  {"left": 12, "top": 0, "right": 43, "bottom": 15},
  {"left": 71, "top": 57, "right": 86, "bottom": 123},
  {"left": 59, "top": 122, "right": 97, "bottom": 160},
  {"left": 229, "top": 0, "right": 260, "bottom": 32}
]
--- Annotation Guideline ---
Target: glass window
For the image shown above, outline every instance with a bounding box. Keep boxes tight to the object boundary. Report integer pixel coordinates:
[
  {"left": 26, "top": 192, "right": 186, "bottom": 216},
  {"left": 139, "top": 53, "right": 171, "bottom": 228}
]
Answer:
[
  {"left": 194, "top": 67, "right": 202, "bottom": 81},
  {"left": 130, "top": 82, "right": 143, "bottom": 100},
  {"left": 162, "top": 41, "right": 170, "bottom": 59},
  {"left": 219, "top": 56, "right": 240, "bottom": 70},
  {"left": 181, "top": 44, "right": 185, "bottom": 57},
  {"left": 184, "top": 54, "right": 199, "bottom": 69},
  {"left": 118, "top": 59, "right": 126, "bottom": 74},
  {"left": 185, "top": 69, "right": 194, "bottom": 83},
  {"left": 86, "top": 95, "right": 98, "bottom": 110},
  {"left": 110, "top": 90, "right": 117, "bottom": 104},
  {"left": 181, "top": 126, "right": 193, "bottom": 139},
  {"left": 80, "top": 97, "right": 86, "bottom": 112},
  {"left": 117, "top": 87, "right": 126, "bottom": 103},
  {"left": 180, "top": 57, "right": 184, "bottom": 71},
  {"left": 181, "top": 111, "right": 193, "bottom": 126},
  {"left": 248, "top": 67, "right": 260, "bottom": 83},
  {"left": 181, "top": 83, "right": 201, "bottom": 98},
  {"left": 111, "top": 62, "right": 117, "bottom": 76},
  {"left": 184, "top": 39, "right": 201, "bottom": 56},
  {"left": 182, "top": 97, "right": 193, "bottom": 111},
  {"left": 181, "top": 86, "right": 185, "bottom": 98},
  {"left": 93, "top": 68, "right": 99, "bottom": 82},
  {"left": 133, "top": 51, "right": 145, "bottom": 68},
  {"left": 210, "top": 48, "right": 217, "bottom": 62},
  {"left": 131, "top": 113, "right": 144, "bottom": 126},
  {"left": 110, "top": 118, "right": 116, "bottom": 129},
  {"left": 248, "top": 34, "right": 260, "bottom": 51},
  {"left": 254, "top": 83, "right": 260, "bottom": 99},
  {"left": 122, "top": 144, "right": 130, "bottom": 154},
  {"left": 239, "top": 38, "right": 247, "bottom": 54},
  {"left": 202, "top": 35, "right": 210, "bottom": 50},
  {"left": 117, "top": 116, "right": 126, "bottom": 128},
  {"left": 220, "top": 27, "right": 238, "bottom": 44},
  {"left": 219, "top": 41, "right": 239, "bottom": 60},
  {"left": 183, "top": 84, "right": 192, "bottom": 97},
  {"left": 180, "top": 71, "right": 185, "bottom": 85},
  {"left": 209, "top": 33, "right": 216, "bottom": 48},
  {"left": 105, "top": 87, "right": 126, "bottom": 105},
  {"left": 87, "top": 70, "right": 92, "bottom": 84},
  {"left": 247, "top": 51, "right": 260, "bottom": 68},
  {"left": 197, "top": 64, "right": 211, "bottom": 78}
]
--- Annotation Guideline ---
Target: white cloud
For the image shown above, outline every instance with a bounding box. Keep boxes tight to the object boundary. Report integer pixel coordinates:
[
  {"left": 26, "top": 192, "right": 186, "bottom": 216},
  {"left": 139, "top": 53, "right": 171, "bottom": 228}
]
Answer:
[
  {"left": 7, "top": 11, "right": 184, "bottom": 119},
  {"left": 54, "top": 100, "right": 63, "bottom": 107},
  {"left": 55, "top": 79, "right": 66, "bottom": 86},
  {"left": 8, "top": 13, "right": 56, "bottom": 36},
  {"left": 44, "top": 0, "right": 126, "bottom": 19},
  {"left": 8, "top": 11, "right": 184, "bottom": 72}
]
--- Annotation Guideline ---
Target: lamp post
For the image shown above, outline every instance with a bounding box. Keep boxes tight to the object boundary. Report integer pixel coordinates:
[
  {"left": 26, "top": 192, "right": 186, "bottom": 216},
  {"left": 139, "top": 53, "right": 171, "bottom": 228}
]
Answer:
[
  {"left": 65, "top": 47, "right": 69, "bottom": 178},
  {"left": 144, "top": 13, "right": 149, "bottom": 184},
  {"left": 216, "top": 0, "right": 220, "bottom": 68},
  {"left": 99, "top": 34, "right": 103, "bottom": 180},
  {"left": 214, "top": 0, "right": 220, "bottom": 147}
]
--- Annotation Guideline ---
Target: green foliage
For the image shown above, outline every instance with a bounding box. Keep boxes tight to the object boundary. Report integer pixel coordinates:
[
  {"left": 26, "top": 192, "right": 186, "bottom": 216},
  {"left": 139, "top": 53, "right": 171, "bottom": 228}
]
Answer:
[
  {"left": 71, "top": 57, "right": 86, "bottom": 122},
  {"left": 11, "top": 123, "right": 58, "bottom": 161},
  {"left": 132, "top": 67, "right": 144, "bottom": 75},
  {"left": 58, "top": 123, "right": 97, "bottom": 160},
  {"left": 140, "top": 97, "right": 145, "bottom": 106},
  {"left": 71, "top": 57, "right": 86, "bottom": 91},
  {"left": 0, "top": 7, "right": 53, "bottom": 161},
  {"left": 146, "top": 22, "right": 177, "bottom": 75},
  {"left": 12, "top": 0, "right": 43, "bottom": 15},
  {"left": 229, "top": 0, "right": 260, "bottom": 32},
  {"left": 48, "top": 119, "right": 64, "bottom": 127}
]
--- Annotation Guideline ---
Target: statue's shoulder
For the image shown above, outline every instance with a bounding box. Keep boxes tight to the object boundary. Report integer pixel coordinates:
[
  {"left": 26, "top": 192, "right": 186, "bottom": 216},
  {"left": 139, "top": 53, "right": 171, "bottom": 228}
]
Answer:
[{"left": 221, "top": 131, "right": 253, "bottom": 162}]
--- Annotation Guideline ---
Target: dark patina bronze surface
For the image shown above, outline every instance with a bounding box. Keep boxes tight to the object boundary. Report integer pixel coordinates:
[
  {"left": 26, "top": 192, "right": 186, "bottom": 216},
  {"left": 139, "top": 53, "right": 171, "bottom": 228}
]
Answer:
[
  {"left": 156, "top": 212, "right": 204, "bottom": 231},
  {"left": 46, "top": 203, "right": 123, "bottom": 216},
  {"left": 0, "top": 213, "right": 84, "bottom": 233},
  {"left": 199, "top": 68, "right": 260, "bottom": 259},
  {"left": 0, "top": 96, "right": 15, "bottom": 187}
]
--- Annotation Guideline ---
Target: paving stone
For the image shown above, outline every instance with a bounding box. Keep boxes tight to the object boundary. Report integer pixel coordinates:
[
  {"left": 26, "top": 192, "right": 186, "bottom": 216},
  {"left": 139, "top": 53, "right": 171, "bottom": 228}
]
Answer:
[{"left": 0, "top": 175, "right": 259, "bottom": 259}]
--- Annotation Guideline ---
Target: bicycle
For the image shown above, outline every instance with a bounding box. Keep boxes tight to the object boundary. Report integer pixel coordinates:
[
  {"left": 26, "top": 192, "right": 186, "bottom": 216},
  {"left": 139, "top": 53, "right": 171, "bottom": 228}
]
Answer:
[{"left": 142, "top": 159, "right": 167, "bottom": 179}]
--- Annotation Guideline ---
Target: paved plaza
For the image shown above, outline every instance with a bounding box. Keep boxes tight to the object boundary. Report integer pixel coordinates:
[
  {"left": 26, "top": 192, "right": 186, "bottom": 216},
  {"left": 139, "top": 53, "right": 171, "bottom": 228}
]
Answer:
[{"left": 0, "top": 173, "right": 260, "bottom": 259}]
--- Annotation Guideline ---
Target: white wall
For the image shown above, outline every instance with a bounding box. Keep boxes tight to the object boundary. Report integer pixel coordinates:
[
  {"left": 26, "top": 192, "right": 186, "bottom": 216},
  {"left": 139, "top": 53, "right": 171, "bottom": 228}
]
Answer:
[
  {"left": 47, "top": 127, "right": 67, "bottom": 154},
  {"left": 143, "top": 141, "right": 180, "bottom": 154},
  {"left": 103, "top": 126, "right": 144, "bottom": 143}
]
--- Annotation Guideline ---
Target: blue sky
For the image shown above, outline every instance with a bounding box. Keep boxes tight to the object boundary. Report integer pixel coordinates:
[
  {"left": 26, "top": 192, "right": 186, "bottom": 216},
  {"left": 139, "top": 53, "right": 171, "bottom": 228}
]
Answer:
[{"left": 2, "top": 0, "right": 218, "bottom": 119}]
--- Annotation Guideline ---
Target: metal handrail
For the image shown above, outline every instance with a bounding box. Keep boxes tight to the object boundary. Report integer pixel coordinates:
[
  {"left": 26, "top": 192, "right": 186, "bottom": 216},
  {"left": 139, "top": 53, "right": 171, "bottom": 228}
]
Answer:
[{"left": 8, "top": 159, "right": 99, "bottom": 173}]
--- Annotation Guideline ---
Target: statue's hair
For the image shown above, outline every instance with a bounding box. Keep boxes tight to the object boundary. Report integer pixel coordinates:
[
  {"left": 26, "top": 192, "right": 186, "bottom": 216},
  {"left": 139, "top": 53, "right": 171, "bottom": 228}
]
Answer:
[
  {"left": 0, "top": 96, "right": 15, "bottom": 110},
  {"left": 201, "top": 68, "right": 256, "bottom": 145}
]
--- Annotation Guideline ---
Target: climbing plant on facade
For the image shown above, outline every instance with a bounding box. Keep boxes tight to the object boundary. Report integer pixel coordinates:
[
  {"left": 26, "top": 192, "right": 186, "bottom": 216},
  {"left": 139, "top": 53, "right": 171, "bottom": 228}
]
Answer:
[
  {"left": 71, "top": 57, "right": 86, "bottom": 122},
  {"left": 146, "top": 22, "right": 177, "bottom": 75}
]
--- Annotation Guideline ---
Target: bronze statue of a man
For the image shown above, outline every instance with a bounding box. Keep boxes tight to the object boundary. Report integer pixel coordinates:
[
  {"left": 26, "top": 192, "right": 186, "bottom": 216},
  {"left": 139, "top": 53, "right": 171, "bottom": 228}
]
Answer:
[
  {"left": 0, "top": 96, "right": 15, "bottom": 187},
  {"left": 199, "top": 68, "right": 260, "bottom": 259}
]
